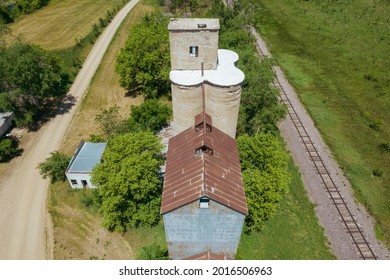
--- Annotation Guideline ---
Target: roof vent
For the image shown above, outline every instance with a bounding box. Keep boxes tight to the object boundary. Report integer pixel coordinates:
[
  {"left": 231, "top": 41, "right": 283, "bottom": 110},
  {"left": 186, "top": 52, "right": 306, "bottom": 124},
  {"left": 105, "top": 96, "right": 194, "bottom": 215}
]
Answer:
[{"left": 198, "top": 23, "right": 207, "bottom": 28}]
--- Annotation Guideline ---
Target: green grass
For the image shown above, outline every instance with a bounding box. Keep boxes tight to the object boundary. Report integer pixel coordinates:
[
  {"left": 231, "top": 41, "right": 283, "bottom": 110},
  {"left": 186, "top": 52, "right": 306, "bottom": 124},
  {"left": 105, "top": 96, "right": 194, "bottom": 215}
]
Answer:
[
  {"left": 254, "top": 0, "right": 390, "bottom": 248},
  {"left": 237, "top": 158, "right": 335, "bottom": 259},
  {"left": 60, "top": 3, "right": 152, "bottom": 155},
  {"left": 9, "top": 0, "right": 128, "bottom": 50}
]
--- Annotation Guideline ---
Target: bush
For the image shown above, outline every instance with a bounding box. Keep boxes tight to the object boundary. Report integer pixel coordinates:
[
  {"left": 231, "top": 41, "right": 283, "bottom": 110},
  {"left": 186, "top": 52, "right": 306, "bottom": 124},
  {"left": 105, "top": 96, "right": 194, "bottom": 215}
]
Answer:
[
  {"left": 137, "top": 243, "right": 169, "bottom": 260},
  {"left": 0, "top": 138, "right": 20, "bottom": 162},
  {"left": 127, "top": 99, "right": 171, "bottom": 134},
  {"left": 373, "top": 169, "right": 383, "bottom": 177},
  {"left": 38, "top": 151, "right": 70, "bottom": 183},
  {"left": 237, "top": 133, "right": 290, "bottom": 233}
]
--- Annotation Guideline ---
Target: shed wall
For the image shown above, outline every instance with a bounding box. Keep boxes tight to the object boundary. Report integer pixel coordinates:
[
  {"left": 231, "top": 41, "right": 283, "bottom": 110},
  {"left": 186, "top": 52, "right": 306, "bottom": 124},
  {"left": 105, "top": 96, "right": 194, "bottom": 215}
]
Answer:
[
  {"left": 163, "top": 199, "right": 245, "bottom": 260},
  {"left": 65, "top": 173, "right": 95, "bottom": 189}
]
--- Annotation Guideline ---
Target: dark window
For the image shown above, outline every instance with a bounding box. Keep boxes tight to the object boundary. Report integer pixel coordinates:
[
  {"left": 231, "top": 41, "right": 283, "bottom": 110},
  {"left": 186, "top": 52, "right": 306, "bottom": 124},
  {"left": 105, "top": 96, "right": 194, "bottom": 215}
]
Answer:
[
  {"left": 71, "top": 179, "right": 77, "bottom": 186},
  {"left": 195, "top": 145, "right": 213, "bottom": 156},
  {"left": 81, "top": 180, "right": 88, "bottom": 188},
  {"left": 189, "top": 46, "right": 198, "bottom": 58},
  {"left": 200, "top": 198, "right": 209, "bottom": 209}
]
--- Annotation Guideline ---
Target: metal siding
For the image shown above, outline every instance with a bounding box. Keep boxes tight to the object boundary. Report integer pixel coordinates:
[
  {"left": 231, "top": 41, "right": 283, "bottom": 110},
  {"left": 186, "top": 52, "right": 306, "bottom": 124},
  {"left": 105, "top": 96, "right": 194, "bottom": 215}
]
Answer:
[
  {"left": 164, "top": 200, "right": 245, "bottom": 260},
  {"left": 67, "top": 142, "right": 106, "bottom": 173}
]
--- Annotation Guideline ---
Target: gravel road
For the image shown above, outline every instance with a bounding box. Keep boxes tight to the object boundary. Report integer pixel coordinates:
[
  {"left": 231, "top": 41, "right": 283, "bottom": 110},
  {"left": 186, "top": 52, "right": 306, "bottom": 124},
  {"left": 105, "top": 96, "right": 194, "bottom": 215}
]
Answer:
[
  {"left": 250, "top": 26, "right": 390, "bottom": 259},
  {"left": 0, "top": 0, "right": 140, "bottom": 260}
]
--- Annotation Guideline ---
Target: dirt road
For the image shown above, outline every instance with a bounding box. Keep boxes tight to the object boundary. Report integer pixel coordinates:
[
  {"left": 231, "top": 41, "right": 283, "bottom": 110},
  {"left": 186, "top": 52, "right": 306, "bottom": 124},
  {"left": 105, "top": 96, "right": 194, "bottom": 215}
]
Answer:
[{"left": 0, "top": 0, "right": 140, "bottom": 260}]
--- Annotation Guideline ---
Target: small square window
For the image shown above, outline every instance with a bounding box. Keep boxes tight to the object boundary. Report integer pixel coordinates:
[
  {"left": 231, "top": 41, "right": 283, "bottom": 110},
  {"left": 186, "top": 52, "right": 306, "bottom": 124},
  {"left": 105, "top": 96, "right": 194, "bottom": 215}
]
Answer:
[
  {"left": 189, "top": 46, "right": 198, "bottom": 58},
  {"left": 199, "top": 198, "right": 209, "bottom": 209},
  {"left": 71, "top": 179, "right": 77, "bottom": 185}
]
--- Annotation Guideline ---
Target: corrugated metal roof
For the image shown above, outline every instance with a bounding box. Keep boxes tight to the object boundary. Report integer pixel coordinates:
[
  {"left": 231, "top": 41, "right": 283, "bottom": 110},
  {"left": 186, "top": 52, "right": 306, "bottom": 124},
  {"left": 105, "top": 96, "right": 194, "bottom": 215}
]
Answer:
[
  {"left": 161, "top": 113, "right": 247, "bottom": 215},
  {"left": 67, "top": 142, "right": 107, "bottom": 173},
  {"left": 183, "top": 251, "right": 233, "bottom": 260}
]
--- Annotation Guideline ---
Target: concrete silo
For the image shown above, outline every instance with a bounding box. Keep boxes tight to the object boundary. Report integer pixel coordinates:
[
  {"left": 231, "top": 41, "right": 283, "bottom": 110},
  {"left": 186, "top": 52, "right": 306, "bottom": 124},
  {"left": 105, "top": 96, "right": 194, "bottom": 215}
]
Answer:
[{"left": 168, "top": 18, "right": 245, "bottom": 138}]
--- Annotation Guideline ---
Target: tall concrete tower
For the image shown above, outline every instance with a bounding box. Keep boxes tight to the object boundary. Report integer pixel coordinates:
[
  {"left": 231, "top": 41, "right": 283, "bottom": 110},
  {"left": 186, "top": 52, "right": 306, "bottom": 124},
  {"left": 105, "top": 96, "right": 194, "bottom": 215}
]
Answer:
[{"left": 168, "top": 18, "right": 245, "bottom": 138}]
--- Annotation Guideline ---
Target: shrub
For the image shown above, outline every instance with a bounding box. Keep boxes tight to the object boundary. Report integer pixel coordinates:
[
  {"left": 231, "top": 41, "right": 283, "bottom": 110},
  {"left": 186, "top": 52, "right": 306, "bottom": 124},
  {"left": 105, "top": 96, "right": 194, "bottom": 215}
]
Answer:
[
  {"left": 137, "top": 243, "right": 169, "bottom": 260},
  {"left": 38, "top": 151, "right": 70, "bottom": 183},
  {"left": 0, "top": 137, "right": 20, "bottom": 162}
]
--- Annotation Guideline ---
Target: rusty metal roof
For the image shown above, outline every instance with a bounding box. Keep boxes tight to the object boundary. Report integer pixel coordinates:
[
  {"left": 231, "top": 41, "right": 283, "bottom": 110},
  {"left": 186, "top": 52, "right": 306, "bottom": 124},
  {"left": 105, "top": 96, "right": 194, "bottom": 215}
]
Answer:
[
  {"left": 160, "top": 113, "right": 247, "bottom": 215},
  {"left": 183, "top": 251, "right": 233, "bottom": 260}
]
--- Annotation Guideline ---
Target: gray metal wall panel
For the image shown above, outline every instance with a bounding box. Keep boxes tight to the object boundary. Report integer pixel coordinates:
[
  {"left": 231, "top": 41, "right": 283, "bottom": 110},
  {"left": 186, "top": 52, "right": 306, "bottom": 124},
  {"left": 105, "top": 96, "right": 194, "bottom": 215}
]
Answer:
[{"left": 163, "top": 199, "right": 244, "bottom": 259}]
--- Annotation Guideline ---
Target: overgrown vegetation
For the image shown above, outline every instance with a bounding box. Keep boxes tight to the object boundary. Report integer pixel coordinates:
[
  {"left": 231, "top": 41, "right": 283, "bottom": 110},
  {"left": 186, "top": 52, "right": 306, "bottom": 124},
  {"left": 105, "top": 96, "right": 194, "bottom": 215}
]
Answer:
[
  {"left": 0, "top": 137, "right": 20, "bottom": 162},
  {"left": 0, "top": 34, "right": 69, "bottom": 126},
  {"left": 116, "top": 11, "right": 170, "bottom": 99},
  {"left": 253, "top": 0, "right": 390, "bottom": 247},
  {"left": 38, "top": 151, "right": 71, "bottom": 183},
  {"left": 126, "top": 99, "right": 171, "bottom": 134},
  {"left": 137, "top": 243, "right": 169, "bottom": 260},
  {"left": 91, "top": 131, "right": 163, "bottom": 232},
  {"left": 237, "top": 133, "right": 290, "bottom": 233},
  {"left": 91, "top": 99, "right": 171, "bottom": 141},
  {"left": 0, "top": 0, "right": 48, "bottom": 23}
]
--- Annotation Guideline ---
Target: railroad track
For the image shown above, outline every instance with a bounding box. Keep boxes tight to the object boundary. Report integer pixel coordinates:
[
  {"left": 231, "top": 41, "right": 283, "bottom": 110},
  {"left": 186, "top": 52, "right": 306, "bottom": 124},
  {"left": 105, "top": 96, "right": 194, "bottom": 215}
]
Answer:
[{"left": 251, "top": 27, "right": 377, "bottom": 260}]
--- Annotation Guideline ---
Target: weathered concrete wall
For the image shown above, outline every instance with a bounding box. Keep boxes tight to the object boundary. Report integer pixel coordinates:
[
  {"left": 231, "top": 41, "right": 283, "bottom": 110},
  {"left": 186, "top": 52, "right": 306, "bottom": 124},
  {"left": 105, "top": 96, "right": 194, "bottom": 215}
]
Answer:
[
  {"left": 171, "top": 82, "right": 241, "bottom": 138},
  {"left": 205, "top": 83, "right": 241, "bottom": 138},
  {"left": 171, "top": 83, "right": 203, "bottom": 133},
  {"left": 169, "top": 30, "right": 219, "bottom": 70},
  {"left": 65, "top": 173, "right": 95, "bottom": 189},
  {"left": 163, "top": 199, "right": 245, "bottom": 260}
]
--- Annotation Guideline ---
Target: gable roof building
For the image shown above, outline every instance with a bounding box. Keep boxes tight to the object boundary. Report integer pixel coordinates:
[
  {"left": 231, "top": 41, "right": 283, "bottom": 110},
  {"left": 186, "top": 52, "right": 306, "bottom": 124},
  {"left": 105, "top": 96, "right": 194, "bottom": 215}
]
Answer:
[
  {"left": 161, "top": 113, "right": 247, "bottom": 215},
  {"left": 65, "top": 141, "right": 106, "bottom": 188}
]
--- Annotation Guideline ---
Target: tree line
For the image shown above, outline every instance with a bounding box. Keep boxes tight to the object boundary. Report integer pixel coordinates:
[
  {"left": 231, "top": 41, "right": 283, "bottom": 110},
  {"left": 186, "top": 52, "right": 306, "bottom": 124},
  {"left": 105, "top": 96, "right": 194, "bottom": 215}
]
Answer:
[{"left": 0, "top": 0, "right": 49, "bottom": 23}]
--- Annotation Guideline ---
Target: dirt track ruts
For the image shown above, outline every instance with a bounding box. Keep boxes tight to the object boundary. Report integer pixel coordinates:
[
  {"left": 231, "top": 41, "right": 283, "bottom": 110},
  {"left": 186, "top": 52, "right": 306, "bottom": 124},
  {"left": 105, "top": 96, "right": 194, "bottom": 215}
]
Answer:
[{"left": 0, "top": 0, "right": 140, "bottom": 260}]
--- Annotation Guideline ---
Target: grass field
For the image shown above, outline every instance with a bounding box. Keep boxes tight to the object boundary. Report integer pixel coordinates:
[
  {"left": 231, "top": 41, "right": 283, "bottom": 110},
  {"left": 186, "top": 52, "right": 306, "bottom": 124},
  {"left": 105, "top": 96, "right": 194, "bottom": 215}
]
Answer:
[
  {"left": 59, "top": 3, "right": 153, "bottom": 155},
  {"left": 9, "top": 0, "right": 128, "bottom": 50},
  {"left": 254, "top": 0, "right": 390, "bottom": 248},
  {"left": 237, "top": 158, "right": 335, "bottom": 259}
]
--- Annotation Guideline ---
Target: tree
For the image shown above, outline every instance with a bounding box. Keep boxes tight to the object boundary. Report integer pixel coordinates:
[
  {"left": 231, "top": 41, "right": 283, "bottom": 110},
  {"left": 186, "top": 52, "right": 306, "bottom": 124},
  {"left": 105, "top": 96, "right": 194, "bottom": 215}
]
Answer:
[
  {"left": 91, "top": 131, "right": 163, "bottom": 232},
  {"left": 0, "top": 41, "right": 68, "bottom": 126},
  {"left": 38, "top": 151, "right": 71, "bottom": 183},
  {"left": 94, "top": 105, "right": 127, "bottom": 139},
  {"left": 0, "top": 4, "right": 13, "bottom": 24},
  {"left": 0, "top": 138, "right": 20, "bottom": 162},
  {"left": 13, "top": 0, "right": 47, "bottom": 16},
  {"left": 127, "top": 99, "right": 171, "bottom": 134},
  {"left": 237, "top": 133, "right": 290, "bottom": 233},
  {"left": 137, "top": 243, "right": 169, "bottom": 260},
  {"left": 116, "top": 11, "right": 170, "bottom": 99}
]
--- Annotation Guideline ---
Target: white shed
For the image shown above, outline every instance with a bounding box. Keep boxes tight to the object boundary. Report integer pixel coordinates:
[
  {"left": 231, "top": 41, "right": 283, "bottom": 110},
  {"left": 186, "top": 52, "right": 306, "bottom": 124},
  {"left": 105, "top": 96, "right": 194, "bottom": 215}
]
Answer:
[
  {"left": 65, "top": 141, "right": 107, "bottom": 188},
  {"left": 0, "top": 112, "right": 15, "bottom": 137}
]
